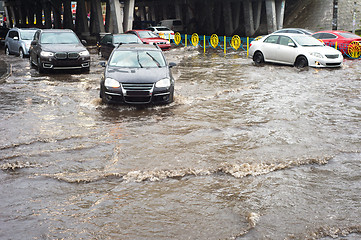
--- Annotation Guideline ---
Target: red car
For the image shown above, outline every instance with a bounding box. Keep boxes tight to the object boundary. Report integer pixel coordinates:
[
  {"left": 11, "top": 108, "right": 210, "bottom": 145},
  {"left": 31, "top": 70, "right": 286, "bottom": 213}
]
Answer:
[
  {"left": 125, "top": 30, "right": 171, "bottom": 50},
  {"left": 312, "top": 30, "right": 361, "bottom": 55}
]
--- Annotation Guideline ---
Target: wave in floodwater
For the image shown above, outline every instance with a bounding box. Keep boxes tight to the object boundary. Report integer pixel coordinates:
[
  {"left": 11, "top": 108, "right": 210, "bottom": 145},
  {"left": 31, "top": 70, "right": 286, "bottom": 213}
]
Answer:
[{"left": 37, "top": 155, "right": 334, "bottom": 183}]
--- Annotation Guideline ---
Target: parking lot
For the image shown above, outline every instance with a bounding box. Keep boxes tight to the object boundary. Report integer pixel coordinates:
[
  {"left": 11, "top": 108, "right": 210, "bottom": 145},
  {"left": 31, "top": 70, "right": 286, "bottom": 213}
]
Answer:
[{"left": 1, "top": 46, "right": 361, "bottom": 239}]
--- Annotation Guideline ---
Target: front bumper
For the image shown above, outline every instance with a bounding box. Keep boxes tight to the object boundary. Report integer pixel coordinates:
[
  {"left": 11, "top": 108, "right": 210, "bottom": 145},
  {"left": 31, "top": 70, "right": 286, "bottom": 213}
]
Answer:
[
  {"left": 103, "top": 83, "right": 173, "bottom": 105},
  {"left": 308, "top": 55, "right": 343, "bottom": 68},
  {"left": 40, "top": 55, "right": 90, "bottom": 70}
]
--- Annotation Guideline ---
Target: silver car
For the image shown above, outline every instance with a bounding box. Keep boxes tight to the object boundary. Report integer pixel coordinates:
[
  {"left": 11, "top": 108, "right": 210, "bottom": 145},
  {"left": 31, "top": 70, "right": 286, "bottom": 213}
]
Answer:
[
  {"left": 5, "top": 28, "right": 38, "bottom": 58},
  {"left": 249, "top": 33, "right": 343, "bottom": 68}
]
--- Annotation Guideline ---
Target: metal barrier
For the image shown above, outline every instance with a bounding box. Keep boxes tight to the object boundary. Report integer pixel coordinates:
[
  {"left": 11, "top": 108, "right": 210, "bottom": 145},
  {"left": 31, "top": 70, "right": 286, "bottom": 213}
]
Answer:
[
  {"left": 168, "top": 32, "right": 361, "bottom": 59},
  {"left": 171, "top": 33, "right": 254, "bottom": 56}
]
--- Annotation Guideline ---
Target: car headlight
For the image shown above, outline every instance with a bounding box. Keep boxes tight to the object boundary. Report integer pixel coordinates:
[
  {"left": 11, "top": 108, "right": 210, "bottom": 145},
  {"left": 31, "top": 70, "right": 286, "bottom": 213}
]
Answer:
[
  {"left": 310, "top": 52, "right": 323, "bottom": 58},
  {"left": 104, "top": 78, "right": 120, "bottom": 88},
  {"left": 79, "top": 50, "right": 90, "bottom": 56},
  {"left": 155, "top": 78, "right": 171, "bottom": 88},
  {"left": 40, "top": 51, "right": 54, "bottom": 57}
]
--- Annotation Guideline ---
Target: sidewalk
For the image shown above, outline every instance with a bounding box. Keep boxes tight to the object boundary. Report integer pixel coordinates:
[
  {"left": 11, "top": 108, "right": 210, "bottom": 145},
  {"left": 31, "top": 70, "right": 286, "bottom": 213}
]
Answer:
[{"left": 0, "top": 59, "right": 10, "bottom": 83}]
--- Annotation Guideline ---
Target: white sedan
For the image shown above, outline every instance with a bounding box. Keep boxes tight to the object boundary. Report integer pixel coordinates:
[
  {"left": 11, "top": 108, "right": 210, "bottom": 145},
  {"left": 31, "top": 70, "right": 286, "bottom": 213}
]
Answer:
[
  {"left": 146, "top": 26, "right": 175, "bottom": 40},
  {"left": 249, "top": 33, "right": 343, "bottom": 68}
]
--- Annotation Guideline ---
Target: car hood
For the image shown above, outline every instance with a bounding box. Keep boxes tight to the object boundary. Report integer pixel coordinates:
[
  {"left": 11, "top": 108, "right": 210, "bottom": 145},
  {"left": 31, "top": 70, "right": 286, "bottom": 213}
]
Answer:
[
  {"left": 303, "top": 46, "right": 342, "bottom": 55},
  {"left": 41, "top": 44, "right": 87, "bottom": 52},
  {"left": 106, "top": 66, "right": 169, "bottom": 83}
]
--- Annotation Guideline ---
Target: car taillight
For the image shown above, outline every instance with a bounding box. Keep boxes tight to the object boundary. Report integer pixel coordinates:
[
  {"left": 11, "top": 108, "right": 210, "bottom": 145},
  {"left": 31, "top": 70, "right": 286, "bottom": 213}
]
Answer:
[{"left": 171, "top": 33, "right": 174, "bottom": 35}]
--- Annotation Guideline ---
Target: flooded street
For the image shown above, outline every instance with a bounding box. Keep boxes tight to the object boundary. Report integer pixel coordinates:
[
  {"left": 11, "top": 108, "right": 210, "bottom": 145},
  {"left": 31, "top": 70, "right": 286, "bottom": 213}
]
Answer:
[{"left": 1, "top": 47, "right": 360, "bottom": 239}]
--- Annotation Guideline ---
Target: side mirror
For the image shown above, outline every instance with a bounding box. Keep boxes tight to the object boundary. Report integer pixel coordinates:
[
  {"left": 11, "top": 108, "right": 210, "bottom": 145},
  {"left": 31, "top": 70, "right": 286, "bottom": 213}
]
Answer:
[
  {"left": 81, "top": 40, "right": 87, "bottom": 45},
  {"left": 169, "top": 62, "right": 177, "bottom": 68},
  {"left": 99, "top": 61, "right": 107, "bottom": 67},
  {"left": 288, "top": 42, "right": 296, "bottom": 48},
  {"left": 13, "top": 36, "right": 19, "bottom": 40}
]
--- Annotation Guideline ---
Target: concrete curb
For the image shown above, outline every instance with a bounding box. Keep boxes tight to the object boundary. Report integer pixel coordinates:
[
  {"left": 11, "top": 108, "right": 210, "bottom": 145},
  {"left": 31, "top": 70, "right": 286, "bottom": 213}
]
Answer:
[{"left": 0, "top": 60, "right": 11, "bottom": 83}]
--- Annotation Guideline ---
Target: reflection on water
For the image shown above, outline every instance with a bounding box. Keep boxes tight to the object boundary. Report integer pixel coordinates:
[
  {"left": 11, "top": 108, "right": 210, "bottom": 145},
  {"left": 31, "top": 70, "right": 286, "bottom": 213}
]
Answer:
[{"left": 0, "top": 49, "right": 360, "bottom": 239}]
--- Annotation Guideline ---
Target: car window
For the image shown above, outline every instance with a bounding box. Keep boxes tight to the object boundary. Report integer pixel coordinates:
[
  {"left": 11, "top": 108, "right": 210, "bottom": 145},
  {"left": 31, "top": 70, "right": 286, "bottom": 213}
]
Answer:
[
  {"left": 292, "top": 35, "right": 324, "bottom": 47},
  {"left": 138, "top": 31, "right": 159, "bottom": 38},
  {"left": 109, "top": 50, "right": 166, "bottom": 68},
  {"left": 8, "top": 30, "right": 18, "bottom": 38},
  {"left": 319, "top": 33, "right": 337, "bottom": 39},
  {"left": 147, "top": 27, "right": 155, "bottom": 31},
  {"left": 264, "top": 35, "right": 279, "bottom": 44},
  {"left": 338, "top": 32, "right": 361, "bottom": 39},
  {"left": 20, "top": 30, "right": 36, "bottom": 40},
  {"left": 101, "top": 34, "right": 112, "bottom": 44},
  {"left": 288, "top": 30, "right": 300, "bottom": 34},
  {"left": 113, "top": 35, "right": 141, "bottom": 44},
  {"left": 279, "top": 36, "right": 294, "bottom": 46},
  {"left": 40, "top": 32, "right": 80, "bottom": 44},
  {"left": 155, "top": 27, "right": 171, "bottom": 31},
  {"left": 312, "top": 33, "right": 322, "bottom": 39}
]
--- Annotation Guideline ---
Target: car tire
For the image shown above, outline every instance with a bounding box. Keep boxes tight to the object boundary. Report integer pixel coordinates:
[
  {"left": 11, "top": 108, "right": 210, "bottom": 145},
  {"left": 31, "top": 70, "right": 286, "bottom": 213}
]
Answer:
[
  {"left": 5, "top": 46, "right": 10, "bottom": 55},
  {"left": 19, "top": 48, "right": 24, "bottom": 58},
  {"left": 29, "top": 55, "right": 36, "bottom": 68},
  {"left": 100, "top": 86, "right": 109, "bottom": 104},
  {"left": 295, "top": 56, "right": 308, "bottom": 69},
  {"left": 37, "top": 57, "right": 45, "bottom": 73},
  {"left": 253, "top": 51, "right": 264, "bottom": 65}
]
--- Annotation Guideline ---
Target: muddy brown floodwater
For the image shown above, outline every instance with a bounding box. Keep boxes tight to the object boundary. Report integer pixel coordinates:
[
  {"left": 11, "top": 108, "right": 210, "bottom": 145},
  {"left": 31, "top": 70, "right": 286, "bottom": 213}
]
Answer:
[{"left": 0, "top": 46, "right": 360, "bottom": 240}]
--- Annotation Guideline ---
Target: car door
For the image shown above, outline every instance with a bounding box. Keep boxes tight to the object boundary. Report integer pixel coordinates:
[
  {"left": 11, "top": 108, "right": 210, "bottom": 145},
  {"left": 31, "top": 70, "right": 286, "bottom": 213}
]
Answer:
[
  {"left": 261, "top": 35, "right": 279, "bottom": 61},
  {"left": 29, "top": 31, "right": 41, "bottom": 62},
  {"left": 8, "top": 30, "right": 18, "bottom": 53},
  {"left": 275, "top": 36, "right": 298, "bottom": 64}
]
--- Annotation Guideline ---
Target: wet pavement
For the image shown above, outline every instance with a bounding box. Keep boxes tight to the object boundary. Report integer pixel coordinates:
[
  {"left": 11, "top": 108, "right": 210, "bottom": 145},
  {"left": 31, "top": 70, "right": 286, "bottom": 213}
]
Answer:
[{"left": 0, "top": 46, "right": 360, "bottom": 239}]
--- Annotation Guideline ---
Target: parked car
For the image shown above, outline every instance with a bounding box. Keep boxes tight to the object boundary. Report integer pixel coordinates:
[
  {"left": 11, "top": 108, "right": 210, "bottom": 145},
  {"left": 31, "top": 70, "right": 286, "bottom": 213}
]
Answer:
[
  {"left": 272, "top": 28, "right": 314, "bottom": 35},
  {"left": 29, "top": 29, "right": 90, "bottom": 73},
  {"left": 5, "top": 28, "right": 38, "bottom": 58},
  {"left": 159, "top": 19, "right": 184, "bottom": 32},
  {"left": 98, "top": 33, "right": 142, "bottom": 59},
  {"left": 99, "top": 44, "right": 176, "bottom": 105},
  {"left": 312, "top": 30, "right": 361, "bottom": 54},
  {"left": 146, "top": 26, "right": 175, "bottom": 40},
  {"left": 249, "top": 33, "right": 343, "bottom": 68},
  {"left": 125, "top": 30, "right": 171, "bottom": 50}
]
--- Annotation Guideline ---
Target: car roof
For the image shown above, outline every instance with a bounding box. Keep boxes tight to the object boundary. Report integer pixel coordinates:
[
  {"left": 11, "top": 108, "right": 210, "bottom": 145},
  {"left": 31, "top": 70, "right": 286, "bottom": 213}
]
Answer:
[
  {"left": 266, "top": 33, "right": 311, "bottom": 37},
  {"left": 39, "top": 29, "right": 75, "bottom": 33},
  {"left": 115, "top": 43, "right": 160, "bottom": 51}
]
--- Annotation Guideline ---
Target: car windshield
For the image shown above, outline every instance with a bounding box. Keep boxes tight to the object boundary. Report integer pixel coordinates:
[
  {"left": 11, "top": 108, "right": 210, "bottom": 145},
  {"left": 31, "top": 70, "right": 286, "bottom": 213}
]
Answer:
[
  {"left": 20, "top": 30, "right": 36, "bottom": 40},
  {"left": 338, "top": 32, "right": 361, "bottom": 39},
  {"left": 40, "top": 32, "right": 80, "bottom": 44},
  {"left": 109, "top": 50, "right": 166, "bottom": 68},
  {"left": 292, "top": 35, "right": 324, "bottom": 47},
  {"left": 137, "top": 31, "right": 159, "bottom": 38},
  {"left": 114, "top": 35, "right": 141, "bottom": 44}
]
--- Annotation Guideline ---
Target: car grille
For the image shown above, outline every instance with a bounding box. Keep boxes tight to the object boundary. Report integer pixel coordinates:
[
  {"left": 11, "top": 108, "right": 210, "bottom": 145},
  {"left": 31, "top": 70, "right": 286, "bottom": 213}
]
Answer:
[
  {"left": 55, "top": 52, "right": 67, "bottom": 59},
  {"left": 325, "top": 54, "right": 339, "bottom": 59},
  {"left": 68, "top": 52, "right": 79, "bottom": 59},
  {"left": 326, "top": 62, "right": 342, "bottom": 66},
  {"left": 122, "top": 83, "right": 154, "bottom": 104},
  {"left": 55, "top": 52, "right": 79, "bottom": 60},
  {"left": 122, "top": 83, "right": 154, "bottom": 90}
]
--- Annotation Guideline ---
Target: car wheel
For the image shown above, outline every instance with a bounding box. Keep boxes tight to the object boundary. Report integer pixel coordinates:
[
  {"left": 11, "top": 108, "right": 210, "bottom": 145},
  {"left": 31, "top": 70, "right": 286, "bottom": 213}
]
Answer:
[
  {"left": 295, "top": 56, "right": 308, "bottom": 68},
  {"left": 37, "top": 57, "right": 45, "bottom": 73},
  {"left": 29, "top": 54, "right": 36, "bottom": 67},
  {"left": 253, "top": 51, "right": 264, "bottom": 65},
  {"left": 19, "top": 48, "right": 25, "bottom": 58},
  {"left": 100, "top": 85, "right": 109, "bottom": 104},
  {"left": 5, "top": 47, "right": 10, "bottom": 55}
]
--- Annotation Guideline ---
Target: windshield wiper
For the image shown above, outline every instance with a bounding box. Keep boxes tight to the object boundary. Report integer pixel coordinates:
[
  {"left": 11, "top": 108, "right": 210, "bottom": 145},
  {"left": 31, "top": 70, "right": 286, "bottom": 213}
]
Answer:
[
  {"left": 146, "top": 52, "right": 161, "bottom": 68},
  {"left": 137, "top": 52, "right": 143, "bottom": 68}
]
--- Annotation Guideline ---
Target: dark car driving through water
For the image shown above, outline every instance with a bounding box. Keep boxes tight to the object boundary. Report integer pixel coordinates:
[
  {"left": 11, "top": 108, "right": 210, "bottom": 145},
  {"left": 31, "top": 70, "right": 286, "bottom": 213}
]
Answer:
[
  {"left": 29, "top": 29, "right": 90, "bottom": 73},
  {"left": 100, "top": 44, "right": 176, "bottom": 105}
]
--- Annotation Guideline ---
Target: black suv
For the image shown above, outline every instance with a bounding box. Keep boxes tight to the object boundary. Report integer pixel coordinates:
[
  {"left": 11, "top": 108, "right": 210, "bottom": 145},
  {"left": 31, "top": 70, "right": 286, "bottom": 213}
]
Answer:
[
  {"left": 100, "top": 44, "right": 176, "bottom": 105},
  {"left": 29, "top": 29, "right": 90, "bottom": 73}
]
